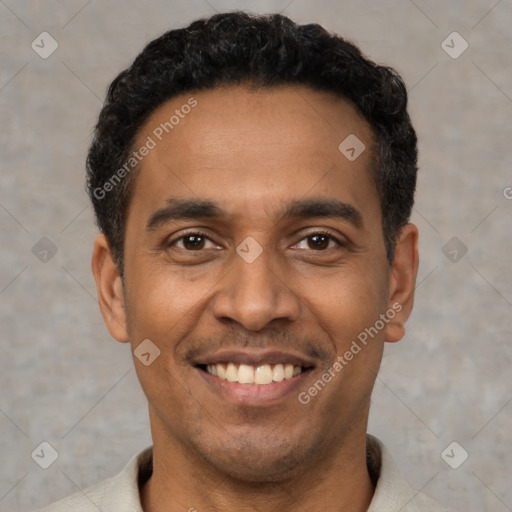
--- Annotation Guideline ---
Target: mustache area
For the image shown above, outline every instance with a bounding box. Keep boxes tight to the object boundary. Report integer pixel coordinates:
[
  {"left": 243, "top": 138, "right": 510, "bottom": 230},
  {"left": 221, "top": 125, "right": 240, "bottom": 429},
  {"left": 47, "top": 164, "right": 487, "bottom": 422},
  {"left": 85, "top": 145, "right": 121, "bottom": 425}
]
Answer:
[{"left": 180, "top": 325, "right": 332, "bottom": 368}]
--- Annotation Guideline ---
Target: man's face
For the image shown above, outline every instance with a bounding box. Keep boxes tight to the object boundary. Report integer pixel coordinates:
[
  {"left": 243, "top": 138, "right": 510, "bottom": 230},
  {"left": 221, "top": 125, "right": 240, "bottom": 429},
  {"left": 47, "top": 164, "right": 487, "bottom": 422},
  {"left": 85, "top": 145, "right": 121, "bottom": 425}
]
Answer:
[{"left": 103, "top": 85, "right": 407, "bottom": 480}]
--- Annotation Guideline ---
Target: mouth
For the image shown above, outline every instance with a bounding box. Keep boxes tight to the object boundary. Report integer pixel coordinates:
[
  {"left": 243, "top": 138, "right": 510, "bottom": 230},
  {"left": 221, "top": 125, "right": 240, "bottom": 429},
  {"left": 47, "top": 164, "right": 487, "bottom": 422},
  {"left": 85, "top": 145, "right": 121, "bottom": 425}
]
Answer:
[
  {"left": 197, "top": 362, "right": 311, "bottom": 385},
  {"left": 192, "top": 350, "right": 316, "bottom": 404}
]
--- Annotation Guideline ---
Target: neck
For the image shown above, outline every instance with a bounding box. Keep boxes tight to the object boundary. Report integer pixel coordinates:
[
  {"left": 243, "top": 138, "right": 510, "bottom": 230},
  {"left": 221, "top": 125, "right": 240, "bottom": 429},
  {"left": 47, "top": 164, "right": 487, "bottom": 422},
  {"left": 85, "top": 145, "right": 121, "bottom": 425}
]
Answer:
[{"left": 141, "top": 419, "right": 375, "bottom": 512}]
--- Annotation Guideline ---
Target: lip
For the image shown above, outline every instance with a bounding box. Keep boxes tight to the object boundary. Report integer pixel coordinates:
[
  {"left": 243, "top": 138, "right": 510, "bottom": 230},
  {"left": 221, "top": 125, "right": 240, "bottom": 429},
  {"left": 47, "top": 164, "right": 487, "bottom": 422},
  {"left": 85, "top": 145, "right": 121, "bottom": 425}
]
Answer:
[
  {"left": 196, "top": 365, "right": 315, "bottom": 405},
  {"left": 191, "top": 349, "right": 318, "bottom": 368},
  {"left": 191, "top": 349, "right": 318, "bottom": 406}
]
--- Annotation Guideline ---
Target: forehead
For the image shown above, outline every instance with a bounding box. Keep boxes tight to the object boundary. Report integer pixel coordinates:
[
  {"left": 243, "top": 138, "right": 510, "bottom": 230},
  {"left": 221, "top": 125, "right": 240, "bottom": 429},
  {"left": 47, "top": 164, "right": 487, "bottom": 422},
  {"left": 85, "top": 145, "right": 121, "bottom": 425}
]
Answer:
[{"left": 129, "top": 84, "right": 379, "bottom": 224}]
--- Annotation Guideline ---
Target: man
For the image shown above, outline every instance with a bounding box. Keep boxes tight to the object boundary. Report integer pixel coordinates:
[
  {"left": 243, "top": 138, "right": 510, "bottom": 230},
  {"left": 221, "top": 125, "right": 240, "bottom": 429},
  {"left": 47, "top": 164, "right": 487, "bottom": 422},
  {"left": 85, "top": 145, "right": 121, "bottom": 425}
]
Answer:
[{"left": 41, "top": 11, "right": 454, "bottom": 512}]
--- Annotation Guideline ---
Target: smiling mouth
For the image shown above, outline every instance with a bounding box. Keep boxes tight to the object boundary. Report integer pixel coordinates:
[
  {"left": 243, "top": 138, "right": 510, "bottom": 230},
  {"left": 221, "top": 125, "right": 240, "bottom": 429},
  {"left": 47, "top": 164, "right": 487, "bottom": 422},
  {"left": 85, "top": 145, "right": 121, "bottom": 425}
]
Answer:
[{"left": 197, "top": 363, "right": 314, "bottom": 385}]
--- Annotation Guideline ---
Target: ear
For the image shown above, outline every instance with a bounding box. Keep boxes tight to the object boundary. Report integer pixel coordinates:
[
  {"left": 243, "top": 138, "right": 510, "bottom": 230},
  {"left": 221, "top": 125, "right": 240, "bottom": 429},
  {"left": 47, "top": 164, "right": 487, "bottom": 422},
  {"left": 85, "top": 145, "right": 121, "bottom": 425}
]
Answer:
[
  {"left": 385, "top": 223, "right": 419, "bottom": 343},
  {"left": 91, "top": 234, "right": 129, "bottom": 343}
]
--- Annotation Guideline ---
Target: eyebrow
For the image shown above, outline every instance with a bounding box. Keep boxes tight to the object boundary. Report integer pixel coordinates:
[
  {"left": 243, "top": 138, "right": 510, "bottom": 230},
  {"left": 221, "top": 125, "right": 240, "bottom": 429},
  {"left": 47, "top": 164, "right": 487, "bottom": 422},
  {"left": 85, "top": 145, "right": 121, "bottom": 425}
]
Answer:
[{"left": 146, "top": 197, "right": 363, "bottom": 230}]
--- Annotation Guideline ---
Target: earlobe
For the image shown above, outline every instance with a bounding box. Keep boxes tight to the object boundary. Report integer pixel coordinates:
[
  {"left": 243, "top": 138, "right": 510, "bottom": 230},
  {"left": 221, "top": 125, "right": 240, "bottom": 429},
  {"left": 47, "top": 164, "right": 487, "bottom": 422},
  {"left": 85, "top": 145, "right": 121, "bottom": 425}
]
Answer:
[
  {"left": 91, "top": 234, "right": 130, "bottom": 343},
  {"left": 385, "top": 223, "right": 419, "bottom": 343}
]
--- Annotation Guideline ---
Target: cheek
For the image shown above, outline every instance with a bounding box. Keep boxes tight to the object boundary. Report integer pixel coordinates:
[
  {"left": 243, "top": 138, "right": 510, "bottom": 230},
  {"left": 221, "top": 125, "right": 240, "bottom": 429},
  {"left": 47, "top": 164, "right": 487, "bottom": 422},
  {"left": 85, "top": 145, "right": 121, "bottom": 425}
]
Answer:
[
  {"left": 301, "top": 261, "right": 389, "bottom": 346},
  {"left": 125, "top": 263, "right": 209, "bottom": 339},
  {"left": 124, "top": 268, "right": 203, "bottom": 414}
]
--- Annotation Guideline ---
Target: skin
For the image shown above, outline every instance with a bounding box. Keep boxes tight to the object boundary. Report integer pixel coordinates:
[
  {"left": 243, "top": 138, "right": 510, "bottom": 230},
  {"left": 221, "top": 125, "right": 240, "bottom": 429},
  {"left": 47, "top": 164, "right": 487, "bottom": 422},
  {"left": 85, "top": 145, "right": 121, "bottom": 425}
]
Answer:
[{"left": 92, "top": 84, "right": 419, "bottom": 512}]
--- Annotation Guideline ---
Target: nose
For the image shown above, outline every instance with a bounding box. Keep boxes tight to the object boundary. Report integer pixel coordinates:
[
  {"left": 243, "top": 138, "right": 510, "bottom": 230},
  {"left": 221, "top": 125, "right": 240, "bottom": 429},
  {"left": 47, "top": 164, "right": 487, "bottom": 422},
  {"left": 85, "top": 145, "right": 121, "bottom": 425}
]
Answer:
[{"left": 211, "top": 246, "right": 301, "bottom": 331}]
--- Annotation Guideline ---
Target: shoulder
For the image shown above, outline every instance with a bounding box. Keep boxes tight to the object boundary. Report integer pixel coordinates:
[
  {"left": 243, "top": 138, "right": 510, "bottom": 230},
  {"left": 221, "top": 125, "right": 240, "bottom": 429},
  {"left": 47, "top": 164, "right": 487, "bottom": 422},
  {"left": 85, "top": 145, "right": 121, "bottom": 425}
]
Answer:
[
  {"left": 367, "top": 435, "right": 456, "bottom": 512},
  {"left": 37, "top": 478, "right": 111, "bottom": 511},
  {"left": 36, "top": 446, "right": 153, "bottom": 512}
]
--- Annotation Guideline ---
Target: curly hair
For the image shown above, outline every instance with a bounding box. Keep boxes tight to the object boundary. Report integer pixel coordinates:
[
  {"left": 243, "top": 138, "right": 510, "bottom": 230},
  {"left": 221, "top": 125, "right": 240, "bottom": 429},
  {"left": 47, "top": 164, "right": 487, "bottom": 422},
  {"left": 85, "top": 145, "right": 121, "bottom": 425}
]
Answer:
[{"left": 86, "top": 11, "right": 417, "bottom": 276}]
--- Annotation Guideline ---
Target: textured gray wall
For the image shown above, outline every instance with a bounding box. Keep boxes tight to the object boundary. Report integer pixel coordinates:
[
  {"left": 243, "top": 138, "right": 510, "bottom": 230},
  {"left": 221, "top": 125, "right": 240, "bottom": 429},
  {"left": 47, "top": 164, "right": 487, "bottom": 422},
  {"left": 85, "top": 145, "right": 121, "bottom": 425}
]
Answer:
[{"left": 1, "top": 1, "right": 511, "bottom": 511}]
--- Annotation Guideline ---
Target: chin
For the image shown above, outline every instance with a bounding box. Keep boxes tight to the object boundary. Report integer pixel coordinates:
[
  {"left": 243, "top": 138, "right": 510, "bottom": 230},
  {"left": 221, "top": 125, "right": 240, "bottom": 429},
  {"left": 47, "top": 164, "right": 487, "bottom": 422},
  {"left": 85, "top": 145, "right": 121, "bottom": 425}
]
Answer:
[{"left": 194, "top": 431, "right": 316, "bottom": 483}]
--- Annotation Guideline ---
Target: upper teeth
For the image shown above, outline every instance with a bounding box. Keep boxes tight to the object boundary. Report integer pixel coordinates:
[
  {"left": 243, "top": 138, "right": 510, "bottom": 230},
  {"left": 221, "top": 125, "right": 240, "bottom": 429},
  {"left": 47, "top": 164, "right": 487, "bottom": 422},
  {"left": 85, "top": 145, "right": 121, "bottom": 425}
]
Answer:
[{"left": 206, "top": 363, "right": 302, "bottom": 385}]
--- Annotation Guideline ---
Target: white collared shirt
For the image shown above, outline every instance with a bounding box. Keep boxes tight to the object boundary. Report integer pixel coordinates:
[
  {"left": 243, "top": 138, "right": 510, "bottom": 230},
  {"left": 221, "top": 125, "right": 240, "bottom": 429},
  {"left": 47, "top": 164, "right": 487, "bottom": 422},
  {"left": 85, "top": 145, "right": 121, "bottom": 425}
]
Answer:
[{"left": 38, "top": 435, "right": 454, "bottom": 511}]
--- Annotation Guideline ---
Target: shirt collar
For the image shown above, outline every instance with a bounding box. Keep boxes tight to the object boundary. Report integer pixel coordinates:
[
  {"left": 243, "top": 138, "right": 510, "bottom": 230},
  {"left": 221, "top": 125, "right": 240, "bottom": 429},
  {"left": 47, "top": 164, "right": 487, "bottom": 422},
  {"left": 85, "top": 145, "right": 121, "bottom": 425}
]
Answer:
[{"left": 102, "top": 435, "right": 446, "bottom": 511}]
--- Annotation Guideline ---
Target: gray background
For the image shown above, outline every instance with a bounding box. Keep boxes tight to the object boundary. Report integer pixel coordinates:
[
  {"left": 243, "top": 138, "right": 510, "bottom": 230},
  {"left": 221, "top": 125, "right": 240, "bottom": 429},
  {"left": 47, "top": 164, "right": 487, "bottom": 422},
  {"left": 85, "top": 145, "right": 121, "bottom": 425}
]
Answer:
[{"left": 1, "top": 1, "right": 511, "bottom": 511}]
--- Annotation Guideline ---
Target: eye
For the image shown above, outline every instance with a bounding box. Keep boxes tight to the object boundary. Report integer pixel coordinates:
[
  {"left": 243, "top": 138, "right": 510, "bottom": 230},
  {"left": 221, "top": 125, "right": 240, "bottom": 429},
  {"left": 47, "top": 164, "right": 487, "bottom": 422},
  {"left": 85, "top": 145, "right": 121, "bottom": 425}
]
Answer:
[
  {"left": 294, "top": 231, "right": 344, "bottom": 251},
  {"left": 169, "top": 231, "right": 220, "bottom": 251}
]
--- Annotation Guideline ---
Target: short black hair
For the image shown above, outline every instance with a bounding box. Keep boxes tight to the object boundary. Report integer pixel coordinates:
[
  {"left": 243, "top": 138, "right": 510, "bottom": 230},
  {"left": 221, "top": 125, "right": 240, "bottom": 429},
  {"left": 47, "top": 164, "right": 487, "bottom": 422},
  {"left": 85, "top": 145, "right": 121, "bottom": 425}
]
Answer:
[{"left": 86, "top": 11, "right": 417, "bottom": 276}]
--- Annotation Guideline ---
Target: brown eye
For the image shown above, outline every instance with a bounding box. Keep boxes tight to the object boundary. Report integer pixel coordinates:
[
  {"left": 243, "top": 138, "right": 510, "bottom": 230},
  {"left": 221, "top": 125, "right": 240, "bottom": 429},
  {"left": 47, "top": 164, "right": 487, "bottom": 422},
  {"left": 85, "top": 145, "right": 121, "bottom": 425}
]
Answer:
[
  {"left": 294, "top": 232, "right": 343, "bottom": 251},
  {"left": 182, "top": 234, "right": 206, "bottom": 250},
  {"left": 168, "top": 232, "right": 219, "bottom": 251},
  {"left": 307, "top": 234, "right": 330, "bottom": 250}
]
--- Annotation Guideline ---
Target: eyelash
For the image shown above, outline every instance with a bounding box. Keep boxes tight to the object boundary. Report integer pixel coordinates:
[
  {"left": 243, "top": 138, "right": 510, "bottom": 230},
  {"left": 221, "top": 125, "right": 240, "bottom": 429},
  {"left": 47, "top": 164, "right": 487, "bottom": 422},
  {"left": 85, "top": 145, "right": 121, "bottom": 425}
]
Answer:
[
  {"left": 296, "top": 230, "right": 346, "bottom": 250},
  {"left": 166, "top": 230, "right": 345, "bottom": 251},
  {"left": 167, "top": 230, "right": 213, "bottom": 249}
]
